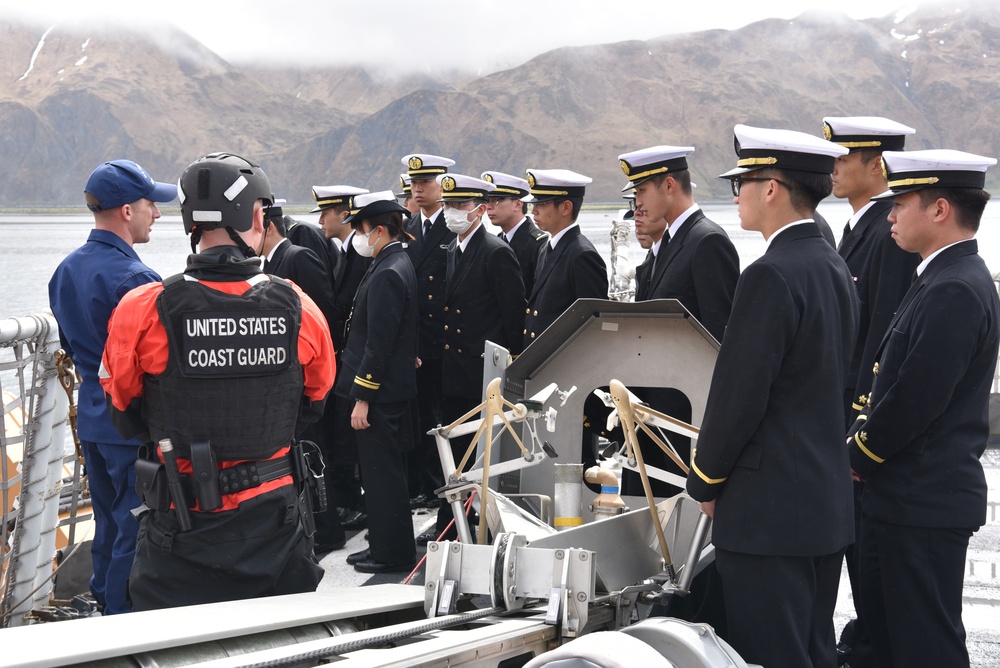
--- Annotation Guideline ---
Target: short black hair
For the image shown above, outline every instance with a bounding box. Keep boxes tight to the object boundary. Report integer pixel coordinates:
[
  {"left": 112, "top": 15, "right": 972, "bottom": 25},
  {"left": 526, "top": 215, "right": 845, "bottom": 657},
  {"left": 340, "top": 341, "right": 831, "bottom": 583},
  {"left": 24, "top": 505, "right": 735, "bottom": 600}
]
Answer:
[
  {"left": 550, "top": 197, "right": 583, "bottom": 222},
  {"left": 917, "top": 187, "right": 990, "bottom": 232},
  {"left": 856, "top": 147, "right": 884, "bottom": 166},
  {"left": 758, "top": 168, "right": 832, "bottom": 214},
  {"left": 648, "top": 170, "right": 692, "bottom": 195}
]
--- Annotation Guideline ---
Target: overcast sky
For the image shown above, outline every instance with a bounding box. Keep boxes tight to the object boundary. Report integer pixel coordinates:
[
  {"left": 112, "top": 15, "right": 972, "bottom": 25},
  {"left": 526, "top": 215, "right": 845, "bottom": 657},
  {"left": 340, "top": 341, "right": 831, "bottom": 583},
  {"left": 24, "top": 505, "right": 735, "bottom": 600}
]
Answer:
[{"left": 2, "top": 1, "right": 934, "bottom": 73}]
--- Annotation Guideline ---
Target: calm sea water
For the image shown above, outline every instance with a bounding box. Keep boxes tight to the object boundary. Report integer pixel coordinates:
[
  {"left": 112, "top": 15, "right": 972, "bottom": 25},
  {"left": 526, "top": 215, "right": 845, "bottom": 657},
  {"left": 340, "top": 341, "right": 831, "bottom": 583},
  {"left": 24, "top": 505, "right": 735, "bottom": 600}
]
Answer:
[{"left": 3, "top": 200, "right": 1000, "bottom": 319}]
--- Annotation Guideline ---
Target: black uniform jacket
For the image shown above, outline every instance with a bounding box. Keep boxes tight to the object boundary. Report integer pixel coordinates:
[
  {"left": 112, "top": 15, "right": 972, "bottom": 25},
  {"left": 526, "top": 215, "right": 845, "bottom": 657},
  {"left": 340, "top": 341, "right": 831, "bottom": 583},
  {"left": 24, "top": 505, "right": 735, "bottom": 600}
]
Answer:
[
  {"left": 813, "top": 210, "right": 836, "bottom": 247},
  {"left": 285, "top": 218, "right": 337, "bottom": 285},
  {"left": 443, "top": 225, "right": 526, "bottom": 400},
  {"left": 634, "top": 210, "right": 739, "bottom": 343},
  {"left": 524, "top": 225, "right": 608, "bottom": 346},
  {"left": 848, "top": 240, "right": 999, "bottom": 530},
  {"left": 331, "top": 237, "right": 372, "bottom": 353},
  {"left": 503, "top": 217, "right": 547, "bottom": 299},
  {"left": 264, "top": 239, "right": 337, "bottom": 334},
  {"left": 334, "top": 242, "right": 418, "bottom": 404},
  {"left": 687, "top": 223, "right": 859, "bottom": 557},
  {"left": 404, "top": 211, "right": 456, "bottom": 361},
  {"left": 839, "top": 201, "right": 921, "bottom": 420}
]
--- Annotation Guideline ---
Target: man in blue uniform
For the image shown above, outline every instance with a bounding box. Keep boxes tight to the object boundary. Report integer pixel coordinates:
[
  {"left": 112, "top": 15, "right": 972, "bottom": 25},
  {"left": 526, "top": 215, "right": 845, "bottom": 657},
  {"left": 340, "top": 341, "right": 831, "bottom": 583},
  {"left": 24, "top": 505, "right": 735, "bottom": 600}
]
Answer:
[
  {"left": 848, "top": 149, "right": 999, "bottom": 668},
  {"left": 48, "top": 159, "right": 176, "bottom": 614},
  {"left": 687, "top": 126, "right": 857, "bottom": 668},
  {"left": 522, "top": 169, "right": 608, "bottom": 346}
]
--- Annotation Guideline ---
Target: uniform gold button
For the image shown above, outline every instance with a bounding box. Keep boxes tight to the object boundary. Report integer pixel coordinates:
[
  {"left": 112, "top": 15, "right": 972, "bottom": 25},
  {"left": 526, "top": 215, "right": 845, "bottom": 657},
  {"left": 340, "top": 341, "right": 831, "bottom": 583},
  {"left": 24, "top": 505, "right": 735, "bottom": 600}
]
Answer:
[
  {"left": 533, "top": 310, "right": 538, "bottom": 316},
  {"left": 523, "top": 328, "right": 527, "bottom": 334},
  {"left": 872, "top": 362, "right": 879, "bottom": 375},
  {"left": 444, "top": 325, "right": 449, "bottom": 331},
  {"left": 456, "top": 310, "right": 461, "bottom": 315},
  {"left": 444, "top": 344, "right": 450, "bottom": 350},
  {"left": 525, "top": 308, "right": 530, "bottom": 314},
  {"left": 428, "top": 295, "right": 433, "bottom": 300},
  {"left": 531, "top": 332, "right": 535, "bottom": 339},
  {"left": 444, "top": 307, "right": 449, "bottom": 312},
  {"left": 429, "top": 275, "right": 435, "bottom": 281},
  {"left": 456, "top": 329, "right": 461, "bottom": 334},
  {"left": 458, "top": 349, "right": 463, "bottom": 353}
]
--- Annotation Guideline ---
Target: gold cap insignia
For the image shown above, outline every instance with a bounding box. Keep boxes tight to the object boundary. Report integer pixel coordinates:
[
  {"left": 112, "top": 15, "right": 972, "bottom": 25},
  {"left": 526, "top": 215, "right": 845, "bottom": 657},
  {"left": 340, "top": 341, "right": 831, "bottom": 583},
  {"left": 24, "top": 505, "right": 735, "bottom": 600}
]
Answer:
[
  {"left": 527, "top": 173, "right": 536, "bottom": 188},
  {"left": 483, "top": 174, "right": 494, "bottom": 183},
  {"left": 822, "top": 122, "right": 832, "bottom": 141},
  {"left": 441, "top": 176, "right": 456, "bottom": 191},
  {"left": 408, "top": 156, "right": 423, "bottom": 170},
  {"left": 620, "top": 160, "right": 631, "bottom": 176},
  {"left": 399, "top": 176, "right": 406, "bottom": 188},
  {"left": 880, "top": 158, "right": 888, "bottom": 181}
]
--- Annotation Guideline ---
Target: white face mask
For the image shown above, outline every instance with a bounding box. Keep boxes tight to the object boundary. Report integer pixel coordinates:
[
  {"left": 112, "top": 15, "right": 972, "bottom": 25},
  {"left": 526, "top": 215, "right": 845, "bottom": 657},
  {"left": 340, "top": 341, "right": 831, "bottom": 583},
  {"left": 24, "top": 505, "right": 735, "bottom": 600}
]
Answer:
[
  {"left": 352, "top": 229, "right": 377, "bottom": 257},
  {"left": 444, "top": 206, "right": 478, "bottom": 235}
]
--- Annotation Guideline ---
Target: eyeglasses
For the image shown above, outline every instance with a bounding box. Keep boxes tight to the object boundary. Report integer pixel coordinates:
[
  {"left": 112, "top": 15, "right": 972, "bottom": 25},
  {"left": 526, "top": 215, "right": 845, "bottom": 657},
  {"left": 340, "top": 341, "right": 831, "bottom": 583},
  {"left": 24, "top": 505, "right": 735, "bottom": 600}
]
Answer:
[
  {"left": 486, "top": 196, "right": 517, "bottom": 205},
  {"left": 731, "top": 176, "right": 794, "bottom": 197},
  {"left": 627, "top": 199, "right": 637, "bottom": 211}
]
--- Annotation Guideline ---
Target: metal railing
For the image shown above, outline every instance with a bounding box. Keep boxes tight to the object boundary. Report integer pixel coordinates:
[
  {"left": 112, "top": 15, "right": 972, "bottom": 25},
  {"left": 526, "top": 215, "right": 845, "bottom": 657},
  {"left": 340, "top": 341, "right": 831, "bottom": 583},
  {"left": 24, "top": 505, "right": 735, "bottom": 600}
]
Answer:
[{"left": 0, "top": 314, "right": 85, "bottom": 627}]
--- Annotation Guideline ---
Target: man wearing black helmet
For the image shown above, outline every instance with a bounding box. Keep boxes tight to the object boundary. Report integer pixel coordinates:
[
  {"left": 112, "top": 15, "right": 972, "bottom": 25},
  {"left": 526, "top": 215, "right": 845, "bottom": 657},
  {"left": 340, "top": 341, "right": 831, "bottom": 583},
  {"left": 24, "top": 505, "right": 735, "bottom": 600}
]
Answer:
[{"left": 100, "top": 152, "right": 337, "bottom": 610}]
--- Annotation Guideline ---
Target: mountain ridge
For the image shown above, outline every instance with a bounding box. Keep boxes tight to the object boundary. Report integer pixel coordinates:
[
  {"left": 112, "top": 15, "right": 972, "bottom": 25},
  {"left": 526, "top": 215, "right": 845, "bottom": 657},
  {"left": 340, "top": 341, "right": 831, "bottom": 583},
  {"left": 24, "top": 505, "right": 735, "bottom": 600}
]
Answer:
[{"left": 2, "top": 4, "right": 999, "bottom": 207}]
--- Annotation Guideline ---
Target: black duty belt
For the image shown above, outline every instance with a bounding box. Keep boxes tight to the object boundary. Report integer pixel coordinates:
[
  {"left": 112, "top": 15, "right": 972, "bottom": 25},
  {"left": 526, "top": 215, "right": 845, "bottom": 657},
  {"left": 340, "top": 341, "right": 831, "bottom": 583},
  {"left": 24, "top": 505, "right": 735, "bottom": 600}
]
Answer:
[{"left": 181, "top": 452, "right": 295, "bottom": 501}]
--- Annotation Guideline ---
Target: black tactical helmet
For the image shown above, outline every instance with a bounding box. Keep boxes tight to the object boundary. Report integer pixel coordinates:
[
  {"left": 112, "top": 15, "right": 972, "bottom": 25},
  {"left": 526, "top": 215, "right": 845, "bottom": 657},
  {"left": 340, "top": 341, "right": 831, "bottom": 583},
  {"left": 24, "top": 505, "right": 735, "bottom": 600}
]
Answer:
[{"left": 178, "top": 153, "right": 274, "bottom": 234}]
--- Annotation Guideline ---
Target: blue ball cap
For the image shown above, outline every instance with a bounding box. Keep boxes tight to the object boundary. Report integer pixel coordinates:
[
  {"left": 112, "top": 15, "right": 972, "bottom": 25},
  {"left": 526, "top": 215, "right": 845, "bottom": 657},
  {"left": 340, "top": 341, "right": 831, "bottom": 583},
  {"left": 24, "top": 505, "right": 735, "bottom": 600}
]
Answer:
[{"left": 84, "top": 159, "right": 177, "bottom": 212}]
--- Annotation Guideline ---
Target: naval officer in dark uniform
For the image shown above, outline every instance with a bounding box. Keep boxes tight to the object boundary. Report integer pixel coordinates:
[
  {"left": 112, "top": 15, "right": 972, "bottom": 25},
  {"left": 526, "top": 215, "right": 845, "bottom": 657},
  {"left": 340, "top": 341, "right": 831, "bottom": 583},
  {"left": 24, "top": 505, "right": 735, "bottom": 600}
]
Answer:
[
  {"left": 687, "top": 125, "right": 858, "bottom": 668},
  {"left": 260, "top": 202, "right": 338, "bottom": 333},
  {"left": 825, "top": 117, "right": 920, "bottom": 424},
  {"left": 620, "top": 145, "right": 739, "bottom": 342},
  {"left": 419, "top": 174, "right": 527, "bottom": 544},
  {"left": 313, "top": 184, "right": 371, "bottom": 532},
  {"left": 848, "top": 149, "right": 999, "bottom": 668},
  {"left": 481, "top": 170, "right": 547, "bottom": 298},
  {"left": 396, "top": 174, "right": 420, "bottom": 216},
  {"left": 618, "top": 146, "right": 740, "bottom": 499},
  {"left": 523, "top": 168, "right": 608, "bottom": 347},
  {"left": 401, "top": 153, "right": 457, "bottom": 508},
  {"left": 822, "top": 116, "right": 919, "bottom": 666},
  {"left": 337, "top": 191, "right": 420, "bottom": 573}
]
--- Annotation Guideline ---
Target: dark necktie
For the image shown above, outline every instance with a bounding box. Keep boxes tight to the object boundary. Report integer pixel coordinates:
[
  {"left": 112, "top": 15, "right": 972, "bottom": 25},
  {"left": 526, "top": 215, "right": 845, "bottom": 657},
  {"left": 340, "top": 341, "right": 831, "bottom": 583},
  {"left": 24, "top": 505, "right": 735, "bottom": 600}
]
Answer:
[
  {"left": 501, "top": 232, "right": 508, "bottom": 243},
  {"left": 423, "top": 218, "right": 432, "bottom": 239},
  {"left": 838, "top": 221, "right": 851, "bottom": 252}
]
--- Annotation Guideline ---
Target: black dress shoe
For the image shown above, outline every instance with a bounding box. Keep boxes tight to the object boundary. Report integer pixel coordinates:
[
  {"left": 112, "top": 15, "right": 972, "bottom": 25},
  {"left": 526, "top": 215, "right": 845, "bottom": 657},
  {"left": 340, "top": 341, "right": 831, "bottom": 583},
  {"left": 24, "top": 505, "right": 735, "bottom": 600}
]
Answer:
[
  {"left": 342, "top": 511, "right": 368, "bottom": 530},
  {"left": 346, "top": 548, "right": 370, "bottom": 565},
  {"left": 314, "top": 537, "right": 346, "bottom": 558},
  {"left": 417, "top": 529, "right": 450, "bottom": 546},
  {"left": 353, "top": 557, "right": 416, "bottom": 574},
  {"left": 364, "top": 531, "right": 369, "bottom": 541},
  {"left": 409, "top": 494, "right": 440, "bottom": 509}
]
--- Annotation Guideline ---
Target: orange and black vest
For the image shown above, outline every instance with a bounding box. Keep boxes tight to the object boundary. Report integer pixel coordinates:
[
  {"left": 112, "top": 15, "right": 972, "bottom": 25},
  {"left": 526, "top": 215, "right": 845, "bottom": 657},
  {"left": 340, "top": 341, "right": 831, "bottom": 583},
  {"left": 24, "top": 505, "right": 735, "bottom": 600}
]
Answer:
[{"left": 144, "top": 274, "right": 303, "bottom": 461}]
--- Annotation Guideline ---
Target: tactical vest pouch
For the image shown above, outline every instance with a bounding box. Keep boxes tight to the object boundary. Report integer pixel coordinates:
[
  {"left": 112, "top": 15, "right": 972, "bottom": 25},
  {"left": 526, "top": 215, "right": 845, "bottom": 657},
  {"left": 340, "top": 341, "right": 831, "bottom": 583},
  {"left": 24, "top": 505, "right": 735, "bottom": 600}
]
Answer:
[
  {"left": 135, "top": 456, "right": 170, "bottom": 512},
  {"left": 190, "top": 440, "right": 222, "bottom": 512}
]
